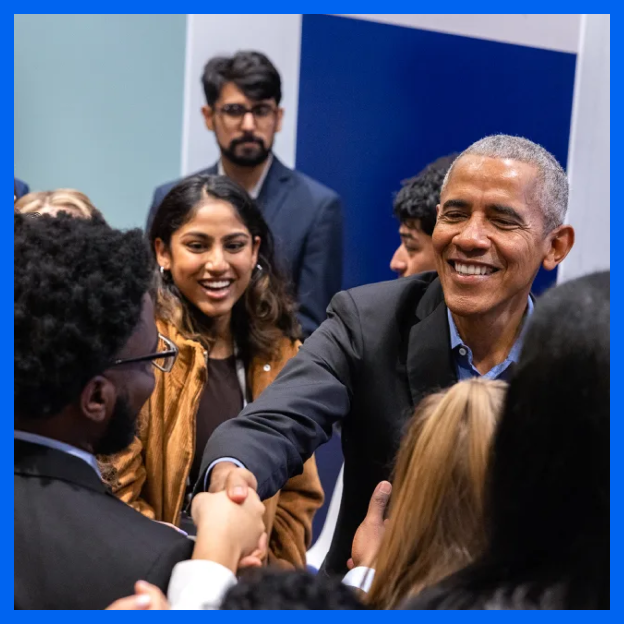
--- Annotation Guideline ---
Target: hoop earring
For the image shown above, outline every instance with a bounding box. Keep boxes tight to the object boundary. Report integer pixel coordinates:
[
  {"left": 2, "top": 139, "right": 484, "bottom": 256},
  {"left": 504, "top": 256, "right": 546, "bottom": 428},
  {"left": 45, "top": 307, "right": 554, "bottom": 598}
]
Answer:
[
  {"left": 159, "top": 266, "right": 166, "bottom": 276},
  {"left": 255, "top": 263, "right": 263, "bottom": 273}
]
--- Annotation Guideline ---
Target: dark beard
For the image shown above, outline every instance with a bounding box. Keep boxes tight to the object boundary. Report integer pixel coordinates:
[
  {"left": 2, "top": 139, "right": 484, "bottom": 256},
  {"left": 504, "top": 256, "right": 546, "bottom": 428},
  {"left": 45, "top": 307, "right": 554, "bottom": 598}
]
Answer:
[
  {"left": 220, "top": 134, "right": 271, "bottom": 167},
  {"left": 94, "top": 394, "right": 138, "bottom": 455}
]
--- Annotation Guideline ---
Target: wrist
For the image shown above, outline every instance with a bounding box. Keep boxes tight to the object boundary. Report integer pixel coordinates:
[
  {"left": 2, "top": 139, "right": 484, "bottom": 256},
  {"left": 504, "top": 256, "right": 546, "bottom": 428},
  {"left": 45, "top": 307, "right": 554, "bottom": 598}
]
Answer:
[{"left": 192, "top": 537, "right": 242, "bottom": 574}]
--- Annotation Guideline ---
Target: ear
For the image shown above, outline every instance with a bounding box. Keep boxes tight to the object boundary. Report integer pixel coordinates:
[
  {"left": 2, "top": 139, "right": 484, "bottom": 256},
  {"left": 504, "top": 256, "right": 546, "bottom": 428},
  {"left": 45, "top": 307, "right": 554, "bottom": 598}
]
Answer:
[
  {"left": 251, "top": 236, "right": 261, "bottom": 266},
  {"left": 542, "top": 225, "right": 575, "bottom": 271},
  {"left": 275, "top": 107, "right": 284, "bottom": 133},
  {"left": 202, "top": 105, "right": 215, "bottom": 132},
  {"left": 80, "top": 376, "right": 116, "bottom": 425},
  {"left": 435, "top": 203, "right": 441, "bottom": 220},
  {"left": 154, "top": 238, "right": 172, "bottom": 271}
]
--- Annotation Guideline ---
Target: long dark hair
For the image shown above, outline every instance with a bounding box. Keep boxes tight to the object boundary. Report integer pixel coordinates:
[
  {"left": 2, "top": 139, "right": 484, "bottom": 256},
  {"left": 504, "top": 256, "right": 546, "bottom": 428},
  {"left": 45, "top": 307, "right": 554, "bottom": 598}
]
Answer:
[
  {"left": 410, "top": 271, "right": 610, "bottom": 610},
  {"left": 149, "top": 174, "right": 300, "bottom": 361}
]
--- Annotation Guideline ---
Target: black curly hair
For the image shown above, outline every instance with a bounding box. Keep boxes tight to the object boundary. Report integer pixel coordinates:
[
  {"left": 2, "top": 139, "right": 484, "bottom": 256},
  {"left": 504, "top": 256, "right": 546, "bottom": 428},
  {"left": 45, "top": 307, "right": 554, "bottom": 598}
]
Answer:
[
  {"left": 221, "top": 568, "right": 367, "bottom": 610},
  {"left": 393, "top": 154, "right": 459, "bottom": 236},
  {"left": 14, "top": 213, "right": 153, "bottom": 419}
]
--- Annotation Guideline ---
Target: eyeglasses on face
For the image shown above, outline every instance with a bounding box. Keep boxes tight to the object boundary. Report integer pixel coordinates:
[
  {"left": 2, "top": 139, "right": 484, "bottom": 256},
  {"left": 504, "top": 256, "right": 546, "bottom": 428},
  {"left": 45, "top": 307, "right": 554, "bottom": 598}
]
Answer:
[
  {"left": 216, "top": 103, "right": 277, "bottom": 126},
  {"left": 111, "top": 333, "right": 178, "bottom": 373}
]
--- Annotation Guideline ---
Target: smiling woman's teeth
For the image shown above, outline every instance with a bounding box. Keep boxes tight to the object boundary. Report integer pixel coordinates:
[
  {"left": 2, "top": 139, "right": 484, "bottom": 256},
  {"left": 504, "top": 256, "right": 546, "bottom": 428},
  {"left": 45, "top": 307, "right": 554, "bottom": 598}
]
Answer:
[{"left": 201, "top": 280, "right": 231, "bottom": 290}]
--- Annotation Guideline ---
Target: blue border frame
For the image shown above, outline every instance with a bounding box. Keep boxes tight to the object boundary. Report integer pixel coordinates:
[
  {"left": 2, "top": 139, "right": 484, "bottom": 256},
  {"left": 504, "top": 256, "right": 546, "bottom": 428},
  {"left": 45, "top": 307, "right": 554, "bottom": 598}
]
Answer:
[{"left": 11, "top": 8, "right": 616, "bottom": 616}]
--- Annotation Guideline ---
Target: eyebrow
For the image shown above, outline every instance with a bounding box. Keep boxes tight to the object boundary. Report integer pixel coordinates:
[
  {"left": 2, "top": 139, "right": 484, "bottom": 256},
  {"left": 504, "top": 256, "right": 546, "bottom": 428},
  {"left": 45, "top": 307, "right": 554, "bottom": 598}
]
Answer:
[
  {"left": 488, "top": 204, "right": 525, "bottom": 222},
  {"left": 180, "top": 230, "right": 250, "bottom": 240},
  {"left": 441, "top": 199, "right": 525, "bottom": 223}
]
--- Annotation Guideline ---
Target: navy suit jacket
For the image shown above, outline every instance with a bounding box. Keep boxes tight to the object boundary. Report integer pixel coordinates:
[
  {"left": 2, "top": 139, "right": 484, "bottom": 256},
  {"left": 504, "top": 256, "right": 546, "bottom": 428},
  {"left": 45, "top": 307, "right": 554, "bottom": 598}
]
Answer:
[
  {"left": 14, "top": 177, "right": 29, "bottom": 199},
  {"left": 147, "top": 157, "right": 343, "bottom": 337}
]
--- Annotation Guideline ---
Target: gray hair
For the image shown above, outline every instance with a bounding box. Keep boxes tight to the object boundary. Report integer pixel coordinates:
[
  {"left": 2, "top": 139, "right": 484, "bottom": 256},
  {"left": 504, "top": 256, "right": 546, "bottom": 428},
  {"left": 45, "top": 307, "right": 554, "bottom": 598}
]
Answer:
[{"left": 441, "top": 135, "right": 568, "bottom": 232}]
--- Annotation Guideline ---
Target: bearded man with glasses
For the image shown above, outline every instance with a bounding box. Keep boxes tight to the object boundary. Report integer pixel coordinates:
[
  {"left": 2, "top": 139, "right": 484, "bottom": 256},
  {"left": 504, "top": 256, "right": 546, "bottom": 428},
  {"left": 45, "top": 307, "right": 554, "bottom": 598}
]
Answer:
[
  {"left": 14, "top": 214, "right": 267, "bottom": 609},
  {"left": 148, "top": 51, "right": 343, "bottom": 338}
]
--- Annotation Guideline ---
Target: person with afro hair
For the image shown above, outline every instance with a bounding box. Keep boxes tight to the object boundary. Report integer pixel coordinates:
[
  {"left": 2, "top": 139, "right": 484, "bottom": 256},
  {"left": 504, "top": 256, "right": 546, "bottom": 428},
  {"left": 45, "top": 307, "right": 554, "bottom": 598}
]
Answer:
[
  {"left": 13, "top": 213, "right": 197, "bottom": 609},
  {"left": 389, "top": 154, "right": 458, "bottom": 278}
]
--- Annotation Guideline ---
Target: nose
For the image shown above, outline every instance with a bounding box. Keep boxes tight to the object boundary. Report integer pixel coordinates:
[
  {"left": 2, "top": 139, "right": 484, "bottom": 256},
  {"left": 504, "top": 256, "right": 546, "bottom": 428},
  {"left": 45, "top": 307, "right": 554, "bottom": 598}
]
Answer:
[
  {"left": 241, "top": 111, "right": 257, "bottom": 132},
  {"left": 453, "top": 214, "right": 491, "bottom": 252},
  {"left": 390, "top": 246, "right": 408, "bottom": 277},
  {"left": 205, "top": 246, "right": 229, "bottom": 273}
]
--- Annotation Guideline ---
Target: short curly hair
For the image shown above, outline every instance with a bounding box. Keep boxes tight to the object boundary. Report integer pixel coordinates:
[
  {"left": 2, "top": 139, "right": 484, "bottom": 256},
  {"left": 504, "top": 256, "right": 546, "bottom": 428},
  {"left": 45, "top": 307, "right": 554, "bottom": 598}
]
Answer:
[
  {"left": 393, "top": 154, "right": 459, "bottom": 236},
  {"left": 15, "top": 214, "right": 153, "bottom": 419},
  {"left": 221, "top": 568, "right": 367, "bottom": 610}
]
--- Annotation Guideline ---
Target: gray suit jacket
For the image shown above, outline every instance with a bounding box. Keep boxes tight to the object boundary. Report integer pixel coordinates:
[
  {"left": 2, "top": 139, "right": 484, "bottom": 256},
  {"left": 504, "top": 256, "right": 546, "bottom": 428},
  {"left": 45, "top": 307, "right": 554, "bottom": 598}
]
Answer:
[{"left": 147, "top": 157, "right": 343, "bottom": 337}]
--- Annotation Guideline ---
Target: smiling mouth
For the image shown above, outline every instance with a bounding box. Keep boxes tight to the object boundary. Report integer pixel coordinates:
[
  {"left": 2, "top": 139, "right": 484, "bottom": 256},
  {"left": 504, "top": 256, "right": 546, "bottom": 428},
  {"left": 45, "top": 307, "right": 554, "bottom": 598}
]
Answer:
[
  {"left": 448, "top": 261, "right": 499, "bottom": 277},
  {"left": 198, "top": 279, "right": 234, "bottom": 296}
]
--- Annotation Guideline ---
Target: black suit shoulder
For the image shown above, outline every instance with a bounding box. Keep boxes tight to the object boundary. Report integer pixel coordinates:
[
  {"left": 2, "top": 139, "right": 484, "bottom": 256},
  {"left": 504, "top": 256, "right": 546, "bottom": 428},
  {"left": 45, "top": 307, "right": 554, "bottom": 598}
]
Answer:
[{"left": 14, "top": 445, "right": 193, "bottom": 609}]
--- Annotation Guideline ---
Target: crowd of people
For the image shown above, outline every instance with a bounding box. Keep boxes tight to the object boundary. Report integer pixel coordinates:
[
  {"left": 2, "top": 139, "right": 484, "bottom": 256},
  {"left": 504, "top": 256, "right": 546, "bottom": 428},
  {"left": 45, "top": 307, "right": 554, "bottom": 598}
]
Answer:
[{"left": 14, "top": 50, "right": 609, "bottom": 610}]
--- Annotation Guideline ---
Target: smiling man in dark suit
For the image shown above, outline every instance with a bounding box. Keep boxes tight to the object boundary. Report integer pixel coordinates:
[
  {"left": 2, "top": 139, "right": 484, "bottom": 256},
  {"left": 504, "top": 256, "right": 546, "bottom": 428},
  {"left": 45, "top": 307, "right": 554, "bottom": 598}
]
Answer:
[
  {"left": 148, "top": 51, "right": 343, "bottom": 337},
  {"left": 198, "top": 135, "right": 576, "bottom": 576}
]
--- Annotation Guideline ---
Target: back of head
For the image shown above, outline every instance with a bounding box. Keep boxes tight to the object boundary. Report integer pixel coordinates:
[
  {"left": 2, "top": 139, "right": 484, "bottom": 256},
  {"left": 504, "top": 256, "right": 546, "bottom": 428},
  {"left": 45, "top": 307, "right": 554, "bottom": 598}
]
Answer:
[
  {"left": 14, "top": 189, "right": 104, "bottom": 220},
  {"left": 393, "top": 153, "right": 458, "bottom": 236},
  {"left": 202, "top": 50, "right": 282, "bottom": 107},
  {"left": 409, "top": 272, "right": 610, "bottom": 610},
  {"left": 220, "top": 568, "right": 366, "bottom": 610},
  {"left": 14, "top": 214, "right": 152, "bottom": 420},
  {"left": 442, "top": 134, "right": 568, "bottom": 232},
  {"left": 487, "top": 270, "right": 609, "bottom": 606},
  {"left": 369, "top": 378, "right": 506, "bottom": 608}
]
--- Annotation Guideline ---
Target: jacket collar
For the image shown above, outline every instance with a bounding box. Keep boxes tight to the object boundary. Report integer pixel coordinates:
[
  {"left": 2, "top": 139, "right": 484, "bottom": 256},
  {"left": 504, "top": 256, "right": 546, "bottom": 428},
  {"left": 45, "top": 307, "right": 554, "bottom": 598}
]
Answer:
[
  {"left": 407, "top": 276, "right": 457, "bottom": 407},
  {"left": 209, "top": 155, "right": 293, "bottom": 222},
  {"left": 14, "top": 439, "right": 108, "bottom": 496}
]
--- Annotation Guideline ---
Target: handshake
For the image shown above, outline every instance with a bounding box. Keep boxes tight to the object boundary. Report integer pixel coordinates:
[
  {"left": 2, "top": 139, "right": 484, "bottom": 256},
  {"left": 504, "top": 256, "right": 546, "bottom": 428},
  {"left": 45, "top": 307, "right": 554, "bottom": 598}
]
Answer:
[{"left": 108, "top": 463, "right": 264, "bottom": 610}]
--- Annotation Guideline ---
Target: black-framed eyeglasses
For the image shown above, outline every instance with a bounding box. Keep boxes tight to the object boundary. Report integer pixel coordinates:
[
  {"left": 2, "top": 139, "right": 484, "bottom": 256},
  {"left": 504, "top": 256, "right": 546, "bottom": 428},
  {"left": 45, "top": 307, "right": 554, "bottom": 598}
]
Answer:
[
  {"left": 216, "top": 103, "right": 277, "bottom": 125},
  {"left": 111, "top": 333, "right": 178, "bottom": 373}
]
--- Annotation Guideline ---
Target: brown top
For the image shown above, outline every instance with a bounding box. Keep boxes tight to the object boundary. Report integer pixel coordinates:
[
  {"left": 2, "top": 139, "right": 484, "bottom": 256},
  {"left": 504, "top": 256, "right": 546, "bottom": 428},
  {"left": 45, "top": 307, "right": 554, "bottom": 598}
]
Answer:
[{"left": 189, "top": 355, "right": 243, "bottom": 486}]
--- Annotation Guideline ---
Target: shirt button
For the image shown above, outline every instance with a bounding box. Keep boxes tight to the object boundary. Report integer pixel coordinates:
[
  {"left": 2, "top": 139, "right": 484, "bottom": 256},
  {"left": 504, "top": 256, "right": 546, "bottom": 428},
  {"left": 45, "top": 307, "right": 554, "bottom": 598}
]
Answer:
[
  {"left": 459, "top": 347, "right": 467, "bottom": 356},
  {"left": 263, "top": 364, "right": 271, "bottom": 372}
]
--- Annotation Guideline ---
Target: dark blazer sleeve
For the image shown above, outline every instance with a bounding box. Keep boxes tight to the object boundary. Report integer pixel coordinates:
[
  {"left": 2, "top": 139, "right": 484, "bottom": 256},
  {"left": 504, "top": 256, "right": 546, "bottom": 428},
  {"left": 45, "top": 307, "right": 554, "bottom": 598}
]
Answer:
[
  {"left": 198, "top": 289, "right": 363, "bottom": 499},
  {"left": 142, "top": 535, "right": 194, "bottom": 593},
  {"left": 297, "top": 193, "right": 343, "bottom": 337}
]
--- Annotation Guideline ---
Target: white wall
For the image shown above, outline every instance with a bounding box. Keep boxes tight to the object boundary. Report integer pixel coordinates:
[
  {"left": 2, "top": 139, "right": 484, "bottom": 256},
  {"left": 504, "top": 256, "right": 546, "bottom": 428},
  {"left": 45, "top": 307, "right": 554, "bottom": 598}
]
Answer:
[
  {"left": 339, "top": 14, "right": 580, "bottom": 53},
  {"left": 560, "top": 14, "right": 610, "bottom": 281},
  {"left": 181, "top": 14, "right": 302, "bottom": 175}
]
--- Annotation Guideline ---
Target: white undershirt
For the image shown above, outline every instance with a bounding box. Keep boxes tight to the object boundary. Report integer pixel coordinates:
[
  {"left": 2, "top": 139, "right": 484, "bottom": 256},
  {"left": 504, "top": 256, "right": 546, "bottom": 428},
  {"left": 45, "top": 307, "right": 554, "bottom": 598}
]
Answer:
[{"left": 217, "top": 153, "right": 273, "bottom": 199}]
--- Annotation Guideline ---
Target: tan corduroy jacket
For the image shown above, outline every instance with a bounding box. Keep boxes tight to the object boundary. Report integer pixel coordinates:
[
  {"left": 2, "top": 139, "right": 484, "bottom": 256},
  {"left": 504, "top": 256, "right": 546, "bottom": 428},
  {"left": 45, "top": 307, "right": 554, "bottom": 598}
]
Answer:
[{"left": 99, "top": 318, "right": 324, "bottom": 568}]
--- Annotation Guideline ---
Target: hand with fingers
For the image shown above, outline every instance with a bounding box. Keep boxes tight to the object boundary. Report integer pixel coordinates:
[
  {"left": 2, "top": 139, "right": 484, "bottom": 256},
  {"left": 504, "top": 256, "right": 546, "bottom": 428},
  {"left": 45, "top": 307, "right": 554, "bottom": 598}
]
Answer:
[
  {"left": 209, "top": 461, "right": 258, "bottom": 504},
  {"left": 347, "top": 481, "right": 392, "bottom": 570},
  {"left": 191, "top": 490, "right": 267, "bottom": 573},
  {"left": 105, "top": 580, "right": 170, "bottom": 610}
]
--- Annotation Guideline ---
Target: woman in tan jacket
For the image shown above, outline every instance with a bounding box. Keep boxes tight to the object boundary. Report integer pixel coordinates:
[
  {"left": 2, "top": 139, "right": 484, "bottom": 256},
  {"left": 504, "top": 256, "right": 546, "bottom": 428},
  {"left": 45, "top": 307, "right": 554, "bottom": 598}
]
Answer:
[{"left": 100, "top": 174, "right": 323, "bottom": 568}]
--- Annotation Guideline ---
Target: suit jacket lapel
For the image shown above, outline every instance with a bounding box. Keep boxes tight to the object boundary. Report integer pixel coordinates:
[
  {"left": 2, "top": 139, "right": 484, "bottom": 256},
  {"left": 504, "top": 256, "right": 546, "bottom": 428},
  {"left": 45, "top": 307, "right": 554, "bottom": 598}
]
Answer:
[
  {"left": 14, "top": 440, "right": 108, "bottom": 496},
  {"left": 406, "top": 279, "right": 457, "bottom": 407},
  {"left": 257, "top": 156, "right": 293, "bottom": 222}
]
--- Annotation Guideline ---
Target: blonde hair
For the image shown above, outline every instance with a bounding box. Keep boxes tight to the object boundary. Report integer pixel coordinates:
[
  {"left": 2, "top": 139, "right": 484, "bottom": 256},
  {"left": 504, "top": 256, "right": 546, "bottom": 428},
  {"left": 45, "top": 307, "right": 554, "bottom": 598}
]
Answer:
[
  {"left": 14, "top": 189, "right": 103, "bottom": 220},
  {"left": 367, "top": 378, "right": 507, "bottom": 609}
]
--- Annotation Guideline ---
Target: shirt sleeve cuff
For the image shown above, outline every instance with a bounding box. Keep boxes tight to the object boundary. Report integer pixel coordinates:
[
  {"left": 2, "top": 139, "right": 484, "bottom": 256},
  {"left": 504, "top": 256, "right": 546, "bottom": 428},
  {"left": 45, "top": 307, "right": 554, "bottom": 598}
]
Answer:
[
  {"left": 168, "top": 560, "right": 237, "bottom": 610},
  {"left": 342, "top": 566, "right": 375, "bottom": 593},
  {"left": 203, "top": 457, "right": 246, "bottom": 491}
]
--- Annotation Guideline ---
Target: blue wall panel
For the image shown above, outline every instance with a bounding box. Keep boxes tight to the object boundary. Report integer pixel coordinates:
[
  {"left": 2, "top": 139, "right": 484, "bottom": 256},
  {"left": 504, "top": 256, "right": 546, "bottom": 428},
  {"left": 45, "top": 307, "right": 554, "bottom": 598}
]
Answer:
[{"left": 296, "top": 14, "right": 577, "bottom": 294}]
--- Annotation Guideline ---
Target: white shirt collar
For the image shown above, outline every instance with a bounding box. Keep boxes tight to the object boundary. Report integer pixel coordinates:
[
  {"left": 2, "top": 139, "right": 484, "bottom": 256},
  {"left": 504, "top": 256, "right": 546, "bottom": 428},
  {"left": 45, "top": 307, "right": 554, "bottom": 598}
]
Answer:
[
  {"left": 14, "top": 430, "right": 102, "bottom": 479},
  {"left": 217, "top": 153, "right": 273, "bottom": 199}
]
